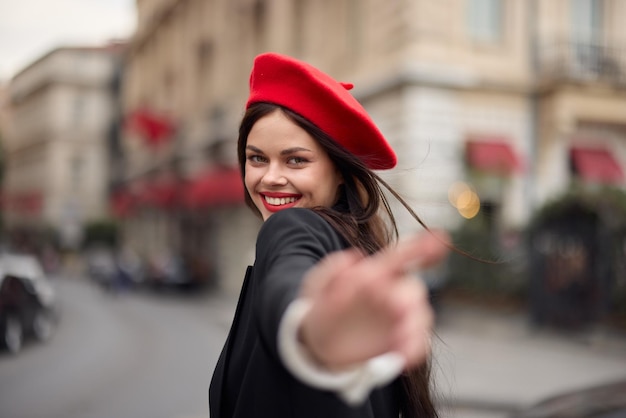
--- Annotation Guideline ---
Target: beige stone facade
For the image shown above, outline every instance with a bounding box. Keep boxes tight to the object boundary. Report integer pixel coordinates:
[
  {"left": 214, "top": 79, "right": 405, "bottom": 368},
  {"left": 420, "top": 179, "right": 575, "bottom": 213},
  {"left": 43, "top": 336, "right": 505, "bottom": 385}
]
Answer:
[
  {"left": 2, "top": 45, "right": 124, "bottom": 250},
  {"left": 533, "top": 0, "right": 626, "bottom": 204},
  {"left": 119, "top": 0, "right": 626, "bottom": 295}
]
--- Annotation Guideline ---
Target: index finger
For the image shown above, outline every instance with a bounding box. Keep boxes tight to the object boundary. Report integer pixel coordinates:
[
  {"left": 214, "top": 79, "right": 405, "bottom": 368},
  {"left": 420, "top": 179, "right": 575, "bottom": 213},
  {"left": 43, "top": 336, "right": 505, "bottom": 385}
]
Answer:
[{"left": 375, "top": 230, "right": 450, "bottom": 276}]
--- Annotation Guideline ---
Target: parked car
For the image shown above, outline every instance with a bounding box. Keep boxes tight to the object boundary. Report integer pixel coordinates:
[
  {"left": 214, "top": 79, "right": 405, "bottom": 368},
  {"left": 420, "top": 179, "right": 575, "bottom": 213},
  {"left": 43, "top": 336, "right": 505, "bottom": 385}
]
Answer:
[
  {"left": 0, "top": 254, "right": 58, "bottom": 354},
  {"left": 511, "top": 380, "right": 626, "bottom": 418},
  {"left": 85, "top": 245, "right": 145, "bottom": 293}
]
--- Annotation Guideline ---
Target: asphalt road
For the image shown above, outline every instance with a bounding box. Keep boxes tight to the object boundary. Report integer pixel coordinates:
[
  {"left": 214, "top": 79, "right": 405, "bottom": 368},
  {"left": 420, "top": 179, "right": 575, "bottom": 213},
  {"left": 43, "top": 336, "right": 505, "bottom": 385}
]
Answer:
[
  {"left": 0, "top": 277, "right": 236, "bottom": 418},
  {"left": 3, "top": 274, "right": 626, "bottom": 418}
]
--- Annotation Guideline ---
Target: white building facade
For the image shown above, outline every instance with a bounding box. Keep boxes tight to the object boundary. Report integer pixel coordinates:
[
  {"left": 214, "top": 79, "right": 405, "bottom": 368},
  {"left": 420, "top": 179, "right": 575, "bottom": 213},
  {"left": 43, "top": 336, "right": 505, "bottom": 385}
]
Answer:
[{"left": 2, "top": 45, "right": 124, "bottom": 250}]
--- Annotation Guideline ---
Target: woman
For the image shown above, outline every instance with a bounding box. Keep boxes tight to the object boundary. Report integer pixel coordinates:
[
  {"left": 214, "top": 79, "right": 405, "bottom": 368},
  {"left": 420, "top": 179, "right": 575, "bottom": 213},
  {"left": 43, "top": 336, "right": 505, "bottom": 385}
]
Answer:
[{"left": 209, "top": 52, "right": 449, "bottom": 418}]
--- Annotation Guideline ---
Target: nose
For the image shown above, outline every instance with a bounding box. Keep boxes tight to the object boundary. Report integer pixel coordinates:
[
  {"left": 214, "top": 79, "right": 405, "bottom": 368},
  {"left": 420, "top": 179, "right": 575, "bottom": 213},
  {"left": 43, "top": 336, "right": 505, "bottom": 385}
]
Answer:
[{"left": 261, "top": 163, "right": 288, "bottom": 186}]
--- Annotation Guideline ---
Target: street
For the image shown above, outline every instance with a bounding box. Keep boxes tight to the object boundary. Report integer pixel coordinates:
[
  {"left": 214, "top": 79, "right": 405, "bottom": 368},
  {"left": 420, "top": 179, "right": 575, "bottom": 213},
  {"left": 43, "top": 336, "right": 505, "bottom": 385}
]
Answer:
[
  {"left": 0, "top": 276, "right": 235, "bottom": 418},
  {"left": 2, "top": 274, "right": 626, "bottom": 418},
  {"left": 433, "top": 303, "right": 626, "bottom": 418}
]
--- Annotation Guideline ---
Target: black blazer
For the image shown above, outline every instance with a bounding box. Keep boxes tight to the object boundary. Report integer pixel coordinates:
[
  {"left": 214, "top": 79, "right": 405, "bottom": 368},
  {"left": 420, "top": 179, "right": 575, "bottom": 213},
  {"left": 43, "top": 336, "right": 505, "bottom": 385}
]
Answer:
[{"left": 209, "top": 208, "right": 402, "bottom": 418}]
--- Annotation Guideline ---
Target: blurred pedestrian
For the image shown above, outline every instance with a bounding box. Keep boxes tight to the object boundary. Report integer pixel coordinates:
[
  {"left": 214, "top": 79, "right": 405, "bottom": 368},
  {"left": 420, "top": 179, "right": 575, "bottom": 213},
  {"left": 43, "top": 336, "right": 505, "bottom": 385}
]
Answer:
[{"left": 209, "top": 52, "right": 450, "bottom": 418}]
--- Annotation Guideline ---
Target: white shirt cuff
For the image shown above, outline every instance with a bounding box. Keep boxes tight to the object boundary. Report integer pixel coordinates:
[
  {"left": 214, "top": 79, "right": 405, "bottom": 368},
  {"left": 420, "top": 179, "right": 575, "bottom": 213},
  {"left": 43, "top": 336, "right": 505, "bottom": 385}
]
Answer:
[{"left": 277, "top": 298, "right": 405, "bottom": 405}]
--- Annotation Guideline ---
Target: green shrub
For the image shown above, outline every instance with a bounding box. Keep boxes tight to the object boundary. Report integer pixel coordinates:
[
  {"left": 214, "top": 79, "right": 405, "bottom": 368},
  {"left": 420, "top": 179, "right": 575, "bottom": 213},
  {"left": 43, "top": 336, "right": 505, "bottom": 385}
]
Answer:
[
  {"left": 446, "top": 212, "right": 527, "bottom": 300},
  {"left": 527, "top": 186, "right": 626, "bottom": 327},
  {"left": 83, "top": 220, "right": 119, "bottom": 248}
]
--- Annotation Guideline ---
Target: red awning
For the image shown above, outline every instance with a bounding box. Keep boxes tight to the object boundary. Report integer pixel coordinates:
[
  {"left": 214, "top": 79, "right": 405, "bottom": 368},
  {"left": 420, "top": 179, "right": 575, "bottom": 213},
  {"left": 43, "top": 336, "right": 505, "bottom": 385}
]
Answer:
[
  {"left": 466, "top": 139, "right": 523, "bottom": 175},
  {"left": 183, "top": 167, "right": 244, "bottom": 209},
  {"left": 125, "top": 108, "right": 176, "bottom": 147},
  {"left": 2, "top": 191, "right": 43, "bottom": 214},
  {"left": 110, "top": 189, "right": 136, "bottom": 217},
  {"left": 135, "top": 180, "right": 179, "bottom": 209},
  {"left": 110, "top": 178, "right": 180, "bottom": 217},
  {"left": 570, "top": 147, "right": 624, "bottom": 184}
]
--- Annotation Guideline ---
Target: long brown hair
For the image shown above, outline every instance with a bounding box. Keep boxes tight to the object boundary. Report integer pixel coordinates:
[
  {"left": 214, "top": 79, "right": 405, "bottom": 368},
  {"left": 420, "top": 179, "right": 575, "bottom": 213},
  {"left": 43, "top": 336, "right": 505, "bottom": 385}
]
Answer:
[{"left": 238, "top": 102, "right": 439, "bottom": 418}]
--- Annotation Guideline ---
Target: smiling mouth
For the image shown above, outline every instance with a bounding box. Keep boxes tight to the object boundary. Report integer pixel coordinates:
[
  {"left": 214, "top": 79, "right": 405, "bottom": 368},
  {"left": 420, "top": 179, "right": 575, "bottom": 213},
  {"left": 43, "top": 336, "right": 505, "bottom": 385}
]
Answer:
[{"left": 263, "top": 195, "right": 299, "bottom": 206}]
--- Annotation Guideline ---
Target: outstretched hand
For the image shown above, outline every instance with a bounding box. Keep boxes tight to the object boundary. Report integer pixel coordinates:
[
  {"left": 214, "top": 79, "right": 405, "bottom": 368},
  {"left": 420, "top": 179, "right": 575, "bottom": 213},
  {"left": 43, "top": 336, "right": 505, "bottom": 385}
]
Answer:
[{"left": 298, "top": 230, "right": 450, "bottom": 371}]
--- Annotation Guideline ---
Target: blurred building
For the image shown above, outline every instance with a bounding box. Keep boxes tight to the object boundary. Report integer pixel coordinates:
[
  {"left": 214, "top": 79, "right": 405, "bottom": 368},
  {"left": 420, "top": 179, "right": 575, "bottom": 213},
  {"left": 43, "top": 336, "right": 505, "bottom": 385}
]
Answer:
[
  {"left": 0, "top": 83, "right": 12, "bottom": 180},
  {"left": 119, "top": 0, "right": 626, "bottom": 295},
  {"left": 1, "top": 43, "right": 125, "bottom": 251},
  {"left": 534, "top": 1, "right": 626, "bottom": 200}
]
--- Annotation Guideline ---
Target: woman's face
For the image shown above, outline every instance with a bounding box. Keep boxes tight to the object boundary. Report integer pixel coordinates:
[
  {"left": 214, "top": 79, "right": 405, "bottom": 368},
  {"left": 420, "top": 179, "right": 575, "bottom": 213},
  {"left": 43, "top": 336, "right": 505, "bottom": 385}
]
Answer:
[{"left": 244, "top": 110, "right": 343, "bottom": 221}]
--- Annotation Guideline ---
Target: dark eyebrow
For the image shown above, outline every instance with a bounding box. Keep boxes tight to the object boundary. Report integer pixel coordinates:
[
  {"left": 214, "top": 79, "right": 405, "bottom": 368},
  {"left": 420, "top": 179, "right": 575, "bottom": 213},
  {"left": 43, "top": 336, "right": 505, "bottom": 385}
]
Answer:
[
  {"left": 246, "top": 145, "right": 263, "bottom": 153},
  {"left": 280, "top": 147, "right": 312, "bottom": 156},
  {"left": 246, "top": 145, "right": 312, "bottom": 155}
]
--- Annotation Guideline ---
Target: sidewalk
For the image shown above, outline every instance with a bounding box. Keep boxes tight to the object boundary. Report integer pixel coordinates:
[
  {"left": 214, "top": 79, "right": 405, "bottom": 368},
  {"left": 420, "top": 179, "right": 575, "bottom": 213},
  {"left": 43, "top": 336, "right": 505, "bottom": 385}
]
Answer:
[
  {"left": 204, "top": 289, "right": 626, "bottom": 418},
  {"left": 432, "top": 302, "right": 626, "bottom": 418}
]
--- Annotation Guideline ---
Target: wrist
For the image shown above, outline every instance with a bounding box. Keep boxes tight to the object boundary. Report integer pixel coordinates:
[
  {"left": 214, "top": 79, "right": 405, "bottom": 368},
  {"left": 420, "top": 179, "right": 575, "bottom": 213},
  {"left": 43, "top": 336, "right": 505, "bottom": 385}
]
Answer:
[{"left": 298, "top": 313, "right": 351, "bottom": 372}]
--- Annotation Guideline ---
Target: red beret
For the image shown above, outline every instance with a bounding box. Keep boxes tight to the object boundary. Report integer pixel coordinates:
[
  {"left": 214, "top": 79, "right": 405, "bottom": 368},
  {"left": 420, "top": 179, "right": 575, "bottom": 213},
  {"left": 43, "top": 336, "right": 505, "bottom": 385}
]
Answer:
[{"left": 246, "top": 52, "right": 397, "bottom": 170}]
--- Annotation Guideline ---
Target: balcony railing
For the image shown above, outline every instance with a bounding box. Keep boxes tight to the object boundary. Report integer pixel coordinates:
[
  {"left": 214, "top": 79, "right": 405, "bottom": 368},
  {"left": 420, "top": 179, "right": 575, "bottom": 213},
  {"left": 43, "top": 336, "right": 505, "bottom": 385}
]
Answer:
[{"left": 537, "top": 40, "right": 626, "bottom": 86}]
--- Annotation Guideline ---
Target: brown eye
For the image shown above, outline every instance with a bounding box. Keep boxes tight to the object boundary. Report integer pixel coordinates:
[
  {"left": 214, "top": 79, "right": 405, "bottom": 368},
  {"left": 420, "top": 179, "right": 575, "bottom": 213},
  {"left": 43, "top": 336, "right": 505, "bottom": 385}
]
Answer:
[
  {"left": 287, "top": 156, "right": 307, "bottom": 165},
  {"left": 248, "top": 155, "right": 267, "bottom": 163}
]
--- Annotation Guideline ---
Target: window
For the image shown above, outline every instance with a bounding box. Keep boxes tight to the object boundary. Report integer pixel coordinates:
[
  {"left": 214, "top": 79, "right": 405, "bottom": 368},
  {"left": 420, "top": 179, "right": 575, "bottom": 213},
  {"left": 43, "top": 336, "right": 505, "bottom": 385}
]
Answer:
[
  {"left": 571, "top": 0, "right": 603, "bottom": 43},
  {"left": 570, "top": 0, "right": 606, "bottom": 77},
  {"left": 196, "top": 39, "right": 214, "bottom": 73},
  {"left": 466, "top": 0, "right": 502, "bottom": 44},
  {"left": 348, "top": 0, "right": 363, "bottom": 60},
  {"left": 196, "top": 39, "right": 214, "bottom": 102},
  {"left": 293, "top": 0, "right": 305, "bottom": 54},
  {"left": 70, "top": 155, "right": 83, "bottom": 189},
  {"left": 72, "top": 94, "right": 84, "bottom": 126},
  {"left": 253, "top": 0, "right": 266, "bottom": 51}
]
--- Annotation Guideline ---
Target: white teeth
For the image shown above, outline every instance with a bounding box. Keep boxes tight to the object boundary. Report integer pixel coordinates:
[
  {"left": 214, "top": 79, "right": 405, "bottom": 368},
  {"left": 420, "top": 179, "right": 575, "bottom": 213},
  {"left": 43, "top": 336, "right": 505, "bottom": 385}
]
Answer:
[{"left": 265, "top": 196, "right": 297, "bottom": 206}]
